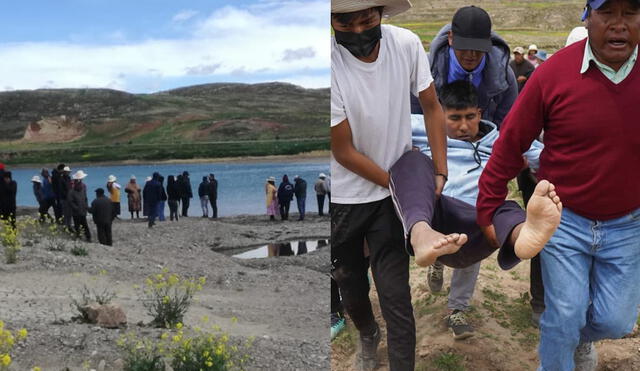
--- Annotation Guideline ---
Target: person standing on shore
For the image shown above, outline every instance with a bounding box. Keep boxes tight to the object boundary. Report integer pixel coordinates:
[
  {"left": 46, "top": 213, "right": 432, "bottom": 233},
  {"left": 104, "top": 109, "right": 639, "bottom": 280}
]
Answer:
[
  {"left": 265, "top": 177, "right": 278, "bottom": 221},
  {"left": 277, "top": 175, "right": 294, "bottom": 221},
  {"left": 0, "top": 171, "right": 17, "bottom": 228},
  {"left": 124, "top": 176, "right": 141, "bottom": 219},
  {"left": 198, "top": 176, "right": 210, "bottom": 218},
  {"left": 208, "top": 173, "right": 218, "bottom": 219},
  {"left": 68, "top": 170, "right": 91, "bottom": 242},
  {"left": 89, "top": 188, "right": 113, "bottom": 246},
  {"left": 143, "top": 173, "right": 162, "bottom": 228},
  {"left": 60, "top": 166, "right": 73, "bottom": 229},
  {"left": 39, "top": 169, "right": 56, "bottom": 223},
  {"left": 157, "top": 175, "right": 167, "bottom": 222},
  {"left": 294, "top": 175, "right": 307, "bottom": 221},
  {"left": 179, "top": 171, "right": 193, "bottom": 217},
  {"left": 314, "top": 173, "right": 327, "bottom": 216},
  {"left": 32, "top": 175, "right": 43, "bottom": 218},
  {"left": 167, "top": 175, "right": 180, "bottom": 222},
  {"left": 106, "top": 175, "right": 121, "bottom": 221},
  {"left": 51, "top": 164, "right": 65, "bottom": 223}
]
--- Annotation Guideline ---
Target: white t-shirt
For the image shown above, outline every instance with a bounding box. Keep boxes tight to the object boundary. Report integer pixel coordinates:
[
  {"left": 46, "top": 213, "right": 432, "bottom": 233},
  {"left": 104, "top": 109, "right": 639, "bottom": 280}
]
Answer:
[{"left": 331, "top": 24, "right": 433, "bottom": 204}]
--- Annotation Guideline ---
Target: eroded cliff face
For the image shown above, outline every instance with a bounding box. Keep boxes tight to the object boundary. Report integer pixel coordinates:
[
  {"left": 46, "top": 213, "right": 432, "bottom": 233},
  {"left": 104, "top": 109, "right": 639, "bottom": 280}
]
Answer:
[{"left": 23, "top": 115, "right": 86, "bottom": 142}]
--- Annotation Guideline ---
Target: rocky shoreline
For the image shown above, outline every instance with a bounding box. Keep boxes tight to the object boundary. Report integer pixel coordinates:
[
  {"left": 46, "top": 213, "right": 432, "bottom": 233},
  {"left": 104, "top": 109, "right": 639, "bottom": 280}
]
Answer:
[{"left": 1, "top": 212, "right": 330, "bottom": 370}]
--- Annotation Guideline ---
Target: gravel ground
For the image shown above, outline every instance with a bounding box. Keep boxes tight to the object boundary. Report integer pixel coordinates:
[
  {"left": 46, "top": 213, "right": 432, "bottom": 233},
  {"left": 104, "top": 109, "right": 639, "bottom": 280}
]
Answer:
[{"left": 1, "top": 210, "right": 330, "bottom": 370}]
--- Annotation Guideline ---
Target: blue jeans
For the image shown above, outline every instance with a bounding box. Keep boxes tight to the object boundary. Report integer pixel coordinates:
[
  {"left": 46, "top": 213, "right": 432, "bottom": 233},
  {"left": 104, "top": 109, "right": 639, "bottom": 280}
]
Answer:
[
  {"left": 538, "top": 207, "right": 640, "bottom": 371},
  {"left": 156, "top": 201, "right": 165, "bottom": 221},
  {"left": 296, "top": 197, "right": 305, "bottom": 219}
]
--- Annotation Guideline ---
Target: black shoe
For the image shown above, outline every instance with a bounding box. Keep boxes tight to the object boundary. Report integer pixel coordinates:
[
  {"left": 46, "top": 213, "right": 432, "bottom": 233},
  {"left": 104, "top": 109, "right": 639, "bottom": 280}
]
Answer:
[
  {"left": 447, "top": 310, "right": 474, "bottom": 340},
  {"left": 358, "top": 324, "right": 381, "bottom": 371},
  {"left": 427, "top": 261, "right": 444, "bottom": 292}
]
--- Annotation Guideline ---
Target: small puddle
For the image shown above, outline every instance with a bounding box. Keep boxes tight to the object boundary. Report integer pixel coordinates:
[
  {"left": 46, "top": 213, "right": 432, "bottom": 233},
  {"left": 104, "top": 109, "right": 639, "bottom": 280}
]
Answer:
[{"left": 232, "top": 240, "right": 328, "bottom": 259}]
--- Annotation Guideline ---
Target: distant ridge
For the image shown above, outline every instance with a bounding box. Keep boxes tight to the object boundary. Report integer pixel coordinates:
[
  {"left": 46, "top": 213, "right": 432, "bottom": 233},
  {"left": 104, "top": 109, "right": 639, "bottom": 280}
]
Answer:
[{"left": 0, "top": 82, "right": 329, "bottom": 144}]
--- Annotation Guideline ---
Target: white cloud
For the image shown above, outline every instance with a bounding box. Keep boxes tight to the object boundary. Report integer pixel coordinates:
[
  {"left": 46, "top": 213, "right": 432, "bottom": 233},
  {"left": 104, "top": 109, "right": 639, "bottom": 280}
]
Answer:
[
  {"left": 0, "top": 1, "right": 329, "bottom": 92},
  {"left": 172, "top": 9, "right": 199, "bottom": 23}
]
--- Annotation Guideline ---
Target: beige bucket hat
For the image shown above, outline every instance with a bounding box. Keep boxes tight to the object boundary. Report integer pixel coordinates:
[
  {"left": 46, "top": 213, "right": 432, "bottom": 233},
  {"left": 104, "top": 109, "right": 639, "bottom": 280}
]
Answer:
[
  {"left": 331, "top": 0, "right": 412, "bottom": 18},
  {"left": 73, "top": 170, "right": 88, "bottom": 180}
]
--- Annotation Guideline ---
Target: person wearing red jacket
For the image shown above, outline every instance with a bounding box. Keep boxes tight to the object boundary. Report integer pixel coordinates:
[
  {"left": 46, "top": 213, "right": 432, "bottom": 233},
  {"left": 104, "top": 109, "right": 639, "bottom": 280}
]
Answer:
[{"left": 477, "top": 1, "right": 640, "bottom": 370}]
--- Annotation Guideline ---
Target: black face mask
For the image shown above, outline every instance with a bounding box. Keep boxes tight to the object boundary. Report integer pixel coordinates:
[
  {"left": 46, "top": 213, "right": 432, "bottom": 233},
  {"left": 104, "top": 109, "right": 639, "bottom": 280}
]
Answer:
[{"left": 334, "top": 24, "right": 382, "bottom": 58}]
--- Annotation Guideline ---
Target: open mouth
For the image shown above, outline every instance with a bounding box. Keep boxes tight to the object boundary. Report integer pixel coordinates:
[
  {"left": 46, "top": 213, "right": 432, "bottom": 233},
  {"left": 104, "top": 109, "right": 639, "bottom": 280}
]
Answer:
[{"left": 607, "top": 38, "right": 628, "bottom": 49}]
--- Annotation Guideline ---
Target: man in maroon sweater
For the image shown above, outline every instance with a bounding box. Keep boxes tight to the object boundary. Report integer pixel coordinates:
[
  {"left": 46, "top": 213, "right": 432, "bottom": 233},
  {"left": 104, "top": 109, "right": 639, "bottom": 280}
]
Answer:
[{"left": 476, "top": 1, "right": 640, "bottom": 370}]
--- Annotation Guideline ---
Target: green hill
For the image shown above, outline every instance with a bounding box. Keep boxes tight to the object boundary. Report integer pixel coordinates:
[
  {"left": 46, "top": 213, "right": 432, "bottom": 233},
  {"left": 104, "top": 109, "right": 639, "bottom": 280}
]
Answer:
[{"left": 0, "top": 82, "right": 329, "bottom": 164}]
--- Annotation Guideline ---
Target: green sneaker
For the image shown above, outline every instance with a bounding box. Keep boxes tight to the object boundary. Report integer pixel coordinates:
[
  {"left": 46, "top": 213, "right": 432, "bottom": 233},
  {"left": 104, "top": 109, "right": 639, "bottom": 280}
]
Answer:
[
  {"left": 331, "top": 313, "right": 346, "bottom": 340},
  {"left": 427, "top": 261, "right": 444, "bottom": 292}
]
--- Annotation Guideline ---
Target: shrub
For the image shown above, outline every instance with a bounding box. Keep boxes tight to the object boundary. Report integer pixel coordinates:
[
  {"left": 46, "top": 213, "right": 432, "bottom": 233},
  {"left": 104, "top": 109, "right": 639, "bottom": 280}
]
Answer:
[
  {"left": 117, "top": 333, "right": 164, "bottom": 371},
  {"left": 0, "top": 219, "right": 20, "bottom": 264},
  {"left": 117, "top": 321, "right": 252, "bottom": 371},
  {"left": 139, "top": 269, "right": 205, "bottom": 328},
  {"left": 0, "top": 320, "right": 28, "bottom": 370},
  {"left": 70, "top": 242, "right": 89, "bottom": 256}
]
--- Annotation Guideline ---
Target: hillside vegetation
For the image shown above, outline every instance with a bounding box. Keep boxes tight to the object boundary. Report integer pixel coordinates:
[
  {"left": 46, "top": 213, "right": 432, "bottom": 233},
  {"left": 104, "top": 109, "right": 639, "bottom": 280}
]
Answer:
[
  {"left": 391, "top": 0, "right": 584, "bottom": 52},
  {"left": 0, "top": 82, "right": 329, "bottom": 164}
]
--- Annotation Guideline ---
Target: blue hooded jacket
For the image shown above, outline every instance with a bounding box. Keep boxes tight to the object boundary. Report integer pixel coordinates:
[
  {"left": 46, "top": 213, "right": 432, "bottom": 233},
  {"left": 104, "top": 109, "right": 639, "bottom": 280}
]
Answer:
[
  {"left": 411, "top": 114, "right": 542, "bottom": 205},
  {"left": 411, "top": 24, "right": 518, "bottom": 127}
]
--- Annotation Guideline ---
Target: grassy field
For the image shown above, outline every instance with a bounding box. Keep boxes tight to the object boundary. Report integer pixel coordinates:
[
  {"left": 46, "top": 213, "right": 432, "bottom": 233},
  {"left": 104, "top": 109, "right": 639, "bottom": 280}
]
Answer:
[{"left": 0, "top": 138, "right": 329, "bottom": 165}]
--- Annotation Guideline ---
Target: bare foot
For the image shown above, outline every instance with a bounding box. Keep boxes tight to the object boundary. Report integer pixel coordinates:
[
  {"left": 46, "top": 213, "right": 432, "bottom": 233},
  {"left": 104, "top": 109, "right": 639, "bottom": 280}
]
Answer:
[
  {"left": 411, "top": 221, "right": 468, "bottom": 267},
  {"left": 514, "top": 179, "right": 562, "bottom": 259}
]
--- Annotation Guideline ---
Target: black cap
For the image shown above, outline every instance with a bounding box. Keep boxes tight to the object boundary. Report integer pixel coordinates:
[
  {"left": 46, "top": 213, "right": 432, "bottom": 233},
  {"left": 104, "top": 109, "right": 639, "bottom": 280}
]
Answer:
[
  {"left": 451, "top": 6, "right": 492, "bottom": 53},
  {"left": 95, "top": 188, "right": 105, "bottom": 195}
]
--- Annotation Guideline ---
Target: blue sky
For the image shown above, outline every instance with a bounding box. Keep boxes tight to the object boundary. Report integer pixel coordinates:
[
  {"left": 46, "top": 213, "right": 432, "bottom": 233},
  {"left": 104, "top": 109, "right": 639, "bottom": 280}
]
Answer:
[{"left": 0, "top": 0, "right": 329, "bottom": 93}]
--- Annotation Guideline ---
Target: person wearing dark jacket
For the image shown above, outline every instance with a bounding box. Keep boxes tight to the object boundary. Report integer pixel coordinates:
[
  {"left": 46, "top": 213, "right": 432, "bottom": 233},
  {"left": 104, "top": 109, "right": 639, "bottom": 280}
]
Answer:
[
  {"left": 60, "top": 166, "right": 73, "bottom": 229},
  {"left": 68, "top": 170, "right": 91, "bottom": 242},
  {"left": 277, "top": 175, "right": 294, "bottom": 221},
  {"left": 89, "top": 188, "right": 113, "bottom": 246},
  {"left": 167, "top": 175, "right": 180, "bottom": 221},
  {"left": 1, "top": 171, "right": 17, "bottom": 228},
  {"left": 143, "top": 173, "right": 163, "bottom": 228},
  {"left": 157, "top": 175, "right": 167, "bottom": 222},
  {"left": 198, "top": 176, "right": 209, "bottom": 217},
  {"left": 179, "top": 171, "right": 193, "bottom": 217},
  {"left": 51, "top": 164, "right": 65, "bottom": 223},
  {"left": 39, "top": 169, "right": 56, "bottom": 222},
  {"left": 410, "top": 7, "right": 517, "bottom": 128},
  {"left": 293, "top": 175, "right": 307, "bottom": 221},
  {"left": 208, "top": 174, "right": 218, "bottom": 219}
]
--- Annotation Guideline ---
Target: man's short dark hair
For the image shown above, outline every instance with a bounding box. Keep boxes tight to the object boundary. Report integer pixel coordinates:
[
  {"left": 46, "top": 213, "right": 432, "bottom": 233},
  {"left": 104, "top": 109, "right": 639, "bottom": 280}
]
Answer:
[
  {"left": 331, "top": 6, "right": 383, "bottom": 25},
  {"left": 439, "top": 80, "right": 479, "bottom": 111}
]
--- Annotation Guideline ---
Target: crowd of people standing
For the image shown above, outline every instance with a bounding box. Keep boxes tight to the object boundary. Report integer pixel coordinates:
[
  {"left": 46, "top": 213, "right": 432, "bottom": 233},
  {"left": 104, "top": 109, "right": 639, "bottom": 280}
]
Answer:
[
  {"left": 0, "top": 163, "right": 221, "bottom": 246},
  {"left": 265, "top": 172, "right": 330, "bottom": 221}
]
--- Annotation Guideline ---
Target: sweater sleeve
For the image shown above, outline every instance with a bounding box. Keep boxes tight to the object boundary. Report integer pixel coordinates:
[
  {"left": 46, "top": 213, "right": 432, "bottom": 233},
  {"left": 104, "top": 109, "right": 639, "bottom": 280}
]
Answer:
[{"left": 477, "top": 75, "right": 546, "bottom": 226}]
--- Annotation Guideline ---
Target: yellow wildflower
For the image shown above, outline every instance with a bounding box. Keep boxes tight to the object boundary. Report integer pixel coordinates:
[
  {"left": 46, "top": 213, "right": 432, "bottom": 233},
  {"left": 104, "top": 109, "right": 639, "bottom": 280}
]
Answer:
[
  {"left": 1, "top": 354, "right": 11, "bottom": 366},
  {"left": 160, "top": 332, "right": 169, "bottom": 340},
  {"left": 176, "top": 322, "right": 183, "bottom": 330},
  {"left": 33, "top": 367, "right": 42, "bottom": 371},
  {"left": 17, "top": 328, "right": 27, "bottom": 339}
]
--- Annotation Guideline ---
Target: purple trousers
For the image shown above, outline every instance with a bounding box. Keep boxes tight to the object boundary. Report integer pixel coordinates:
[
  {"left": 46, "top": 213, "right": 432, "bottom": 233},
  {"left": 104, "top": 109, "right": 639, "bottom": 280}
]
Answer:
[{"left": 389, "top": 150, "right": 525, "bottom": 270}]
